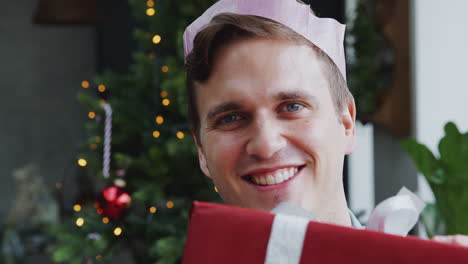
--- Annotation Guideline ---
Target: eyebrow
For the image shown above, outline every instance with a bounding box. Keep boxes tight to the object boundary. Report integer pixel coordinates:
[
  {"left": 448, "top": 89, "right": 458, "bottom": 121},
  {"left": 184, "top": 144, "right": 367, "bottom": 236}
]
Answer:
[
  {"left": 206, "top": 101, "right": 242, "bottom": 122},
  {"left": 274, "top": 91, "right": 318, "bottom": 102}
]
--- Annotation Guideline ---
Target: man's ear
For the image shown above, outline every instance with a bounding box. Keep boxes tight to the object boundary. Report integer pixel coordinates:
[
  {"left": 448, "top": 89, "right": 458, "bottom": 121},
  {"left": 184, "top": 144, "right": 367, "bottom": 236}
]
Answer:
[
  {"left": 192, "top": 132, "right": 212, "bottom": 179},
  {"left": 341, "top": 97, "right": 357, "bottom": 155}
]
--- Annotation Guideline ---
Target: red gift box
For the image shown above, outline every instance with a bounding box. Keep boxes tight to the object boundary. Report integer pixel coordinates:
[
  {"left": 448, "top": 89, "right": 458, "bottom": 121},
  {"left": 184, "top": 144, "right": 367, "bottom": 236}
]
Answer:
[{"left": 183, "top": 201, "right": 468, "bottom": 264}]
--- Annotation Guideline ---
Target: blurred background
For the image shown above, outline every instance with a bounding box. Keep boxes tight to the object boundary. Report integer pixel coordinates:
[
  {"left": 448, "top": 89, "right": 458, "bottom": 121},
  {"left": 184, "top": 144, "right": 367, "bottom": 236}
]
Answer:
[{"left": 1, "top": 0, "right": 467, "bottom": 263}]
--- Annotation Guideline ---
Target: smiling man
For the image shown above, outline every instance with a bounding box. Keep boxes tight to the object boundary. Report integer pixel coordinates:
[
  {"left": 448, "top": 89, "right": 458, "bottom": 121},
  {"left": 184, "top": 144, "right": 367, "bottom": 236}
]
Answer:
[
  {"left": 184, "top": 0, "right": 356, "bottom": 227},
  {"left": 182, "top": 0, "right": 468, "bottom": 247}
]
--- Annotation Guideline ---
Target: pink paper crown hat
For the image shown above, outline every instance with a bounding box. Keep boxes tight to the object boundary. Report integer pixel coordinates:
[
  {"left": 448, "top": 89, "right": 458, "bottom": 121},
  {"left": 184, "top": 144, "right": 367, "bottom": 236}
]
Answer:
[{"left": 183, "top": 0, "right": 347, "bottom": 81}]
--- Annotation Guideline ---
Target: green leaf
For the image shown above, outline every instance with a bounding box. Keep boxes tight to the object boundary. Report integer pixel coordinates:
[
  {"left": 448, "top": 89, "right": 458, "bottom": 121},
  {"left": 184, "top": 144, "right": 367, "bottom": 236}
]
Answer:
[
  {"left": 401, "top": 139, "right": 443, "bottom": 184},
  {"left": 439, "top": 122, "right": 468, "bottom": 179}
]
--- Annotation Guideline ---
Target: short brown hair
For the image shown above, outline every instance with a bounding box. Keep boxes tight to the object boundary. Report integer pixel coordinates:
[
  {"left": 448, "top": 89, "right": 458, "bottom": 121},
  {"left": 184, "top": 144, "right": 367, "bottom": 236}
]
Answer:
[{"left": 184, "top": 13, "right": 352, "bottom": 142}]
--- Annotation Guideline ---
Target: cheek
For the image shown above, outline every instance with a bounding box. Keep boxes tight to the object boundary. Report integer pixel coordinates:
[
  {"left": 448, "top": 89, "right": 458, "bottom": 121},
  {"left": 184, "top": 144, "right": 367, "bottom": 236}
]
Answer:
[
  {"left": 288, "top": 115, "right": 344, "bottom": 156},
  {"left": 203, "top": 133, "right": 243, "bottom": 172}
]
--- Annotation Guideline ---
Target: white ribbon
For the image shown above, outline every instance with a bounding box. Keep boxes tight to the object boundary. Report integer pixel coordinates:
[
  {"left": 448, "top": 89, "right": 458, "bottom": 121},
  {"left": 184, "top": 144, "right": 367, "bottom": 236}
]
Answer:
[
  {"left": 366, "top": 187, "right": 426, "bottom": 236},
  {"left": 264, "top": 214, "right": 309, "bottom": 264}
]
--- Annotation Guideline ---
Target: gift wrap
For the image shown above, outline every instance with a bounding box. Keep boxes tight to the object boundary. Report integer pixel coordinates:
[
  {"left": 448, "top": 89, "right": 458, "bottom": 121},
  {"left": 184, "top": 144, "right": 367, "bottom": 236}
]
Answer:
[{"left": 183, "top": 201, "right": 468, "bottom": 264}]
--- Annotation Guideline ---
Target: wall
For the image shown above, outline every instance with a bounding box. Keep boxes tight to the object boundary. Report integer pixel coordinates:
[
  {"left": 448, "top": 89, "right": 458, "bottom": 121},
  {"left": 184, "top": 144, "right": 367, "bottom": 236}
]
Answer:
[
  {"left": 411, "top": 0, "right": 468, "bottom": 201},
  {"left": 0, "top": 0, "right": 94, "bottom": 228}
]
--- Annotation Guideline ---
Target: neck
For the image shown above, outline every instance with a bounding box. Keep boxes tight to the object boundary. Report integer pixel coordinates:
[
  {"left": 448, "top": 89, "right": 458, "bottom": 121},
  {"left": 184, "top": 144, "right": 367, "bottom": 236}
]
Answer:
[{"left": 311, "top": 191, "right": 351, "bottom": 227}]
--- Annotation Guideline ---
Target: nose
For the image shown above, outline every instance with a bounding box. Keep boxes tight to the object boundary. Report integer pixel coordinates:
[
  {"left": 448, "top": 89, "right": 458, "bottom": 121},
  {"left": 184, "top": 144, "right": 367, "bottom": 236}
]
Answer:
[{"left": 245, "top": 116, "right": 287, "bottom": 160}]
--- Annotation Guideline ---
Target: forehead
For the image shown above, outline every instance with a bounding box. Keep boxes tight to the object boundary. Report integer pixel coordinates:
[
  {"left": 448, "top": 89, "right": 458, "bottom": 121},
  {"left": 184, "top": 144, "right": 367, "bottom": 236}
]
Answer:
[
  {"left": 213, "top": 38, "right": 318, "bottom": 75},
  {"left": 200, "top": 38, "right": 327, "bottom": 98}
]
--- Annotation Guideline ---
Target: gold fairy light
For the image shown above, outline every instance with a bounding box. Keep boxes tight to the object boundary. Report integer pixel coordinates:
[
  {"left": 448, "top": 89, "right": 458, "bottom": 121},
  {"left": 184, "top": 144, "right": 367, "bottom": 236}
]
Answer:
[
  {"left": 76, "top": 217, "right": 85, "bottom": 227},
  {"left": 102, "top": 217, "right": 110, "bottom": 224},
  {"left": 146, "top": 8, "right": 156, "bottom": 16},
  {"left": 176, "top": 131, "right": 185, "bottom": 139},
  {"left": 113, "top": 227, "right": 123, "bottom": 236},
  {"left": 146, "top": 0, "right": 154, "bottom": 7},
  {"left": 149, "top": 206, "right": 157, "bottom": 213},
  {"left": 214, "top": 186, "right": 218, "bottom": 193},
  {"left": 162, "top": 99, "right": 170, "bottom": 106},
  {"left": 81, "top": 80, "right": 90, "bottom": 88},
  {"left": 166, "top": 201, "right": 175, "bottom": 208},
  {"left": 155, "top": 115, "right": 164, "bottom": 125},
  {"left": 152, "top": 35, "right": 162, "bottom": 44},
  {"left": 98, "top": 84, "right": 106, "bottom": 92},
  {"left": 88, "top": 112, "right": 96, "bottom": 119},
  {"left": 78, "top": 158, "right": 87, "bottom": 167},
  {"left": 73, "top": 204, "right": 82, "bottom": 212},
  {"left": 161, "top": 65, "right": 169, "bottom": 72},
  {"left": 152, "top": 131, "right": 160, "bottom": 138},
  {"left": 160, "top": 91, "right": 168, "bottom": 98}
]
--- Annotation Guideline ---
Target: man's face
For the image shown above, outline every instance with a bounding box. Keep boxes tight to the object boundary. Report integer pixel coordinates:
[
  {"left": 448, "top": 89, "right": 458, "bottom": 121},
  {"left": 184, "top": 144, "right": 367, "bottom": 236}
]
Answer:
[{"left": 194, "top": 38, "right": 356, "bottom": 215}]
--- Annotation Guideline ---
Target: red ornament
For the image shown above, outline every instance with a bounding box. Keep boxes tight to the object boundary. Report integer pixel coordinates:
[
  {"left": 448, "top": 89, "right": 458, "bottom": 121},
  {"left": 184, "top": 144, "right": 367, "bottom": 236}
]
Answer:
[{"left": 98, "top": 186, "right": 131, "bottom": 220}]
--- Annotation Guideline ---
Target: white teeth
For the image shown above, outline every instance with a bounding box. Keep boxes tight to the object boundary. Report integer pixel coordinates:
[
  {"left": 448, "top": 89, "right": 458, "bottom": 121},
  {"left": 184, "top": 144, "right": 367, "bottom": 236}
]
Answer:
[
  {"left": 252, "top": 178, "right": 261, "bottom": 184},
  {"left": 278, "top": 172, "right": 285, "bottom": 182},
  {"left": 267, "top": 175, "right": 275, "bottom": 185},
  {"left": 272, "top": 171, "right": 281, "bottom": 180},
  {"left": 250, "top": 166, "right": 300, "bottom": 186}
]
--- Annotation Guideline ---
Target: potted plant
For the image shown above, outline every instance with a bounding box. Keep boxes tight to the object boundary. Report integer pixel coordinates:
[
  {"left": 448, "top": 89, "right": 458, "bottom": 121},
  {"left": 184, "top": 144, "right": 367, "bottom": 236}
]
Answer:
[{"left": 401, "top": 122, "right": 468, "bottom": 236}]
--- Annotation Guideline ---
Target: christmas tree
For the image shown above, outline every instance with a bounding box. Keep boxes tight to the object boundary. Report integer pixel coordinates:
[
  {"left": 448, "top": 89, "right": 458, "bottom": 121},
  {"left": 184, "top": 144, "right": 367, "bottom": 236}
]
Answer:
[{"left": 49, "top": 0, "right": 219, "bottom": 263}]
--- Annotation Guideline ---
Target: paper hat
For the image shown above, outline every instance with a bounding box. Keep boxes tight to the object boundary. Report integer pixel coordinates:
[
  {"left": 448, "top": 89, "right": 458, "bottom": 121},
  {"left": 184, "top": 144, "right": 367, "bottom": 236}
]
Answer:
[{"left": 183, "top": 0, "right": 347, "bottom": 80}]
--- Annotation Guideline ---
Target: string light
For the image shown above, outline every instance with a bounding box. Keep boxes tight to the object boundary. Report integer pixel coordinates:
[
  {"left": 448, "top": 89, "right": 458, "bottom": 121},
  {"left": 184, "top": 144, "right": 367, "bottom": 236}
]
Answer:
[
  {"left": 102, "top": 217, "right": 110, "bottom": 224},
  {"left": 152, "top": 35, "right": 162, "bottom": 44},
  {"left": 90, "top": 143, "right": 97, "bottom": 150},
  {"left": 166, "top": 201, "right": 175, "bottom": 209},
  {"left": 73, "top": 204, "right": 82, "bottom": 212},
  {"left": 78, "top": 158, "right": 88, "bottom": 167},
  {"left": 81, "top": 80, "right": 90, "bottom": 88},
  {"left": 88, "top": 112, "right": 96, "bottom": 119},
  {"left": 162, "top": 99, "right": 170, "bottom": 106},
  {"left": 155, "top": 115, "right": 164, "bottom": 125},
  {"left": 95, "top": 136, "right": 101, "bottom": 143},
  {"left": 149, "top": 206, "right": 157, "bottom": 213},
  {"left": 113, "top": 227, "right": 123, "bottom": 236},
  {"left": 96, "top": 255, "right": 102, "bottom": 261},
  {"left": 98, "top": 84, "right": 106, "bottom": 93},
  {"left": 76, "top": 217, "right": 85, "bottom": 227},
  {"left": 160, "top": 91, "right": 168, "bottom": 98},
  {"left": 176, "top": 131, "right": 185, "bottom": 139},
  {"left": 161, "top": 65, "right": 169, "bottom": 72},
  {"left": 55, "top": 183, "right": 63, "bottom": 189},
  {"left": 97, "top": 208, "right": 103, "bottom": 214},
  {"left": 146, "top": 0, "right": 154, "bottom": 7},
  {"left": 152, "top": 131, "right": 160, "bottom": 138},
  {"left": 214, "top": 186, "right": 218, "bottom": 193},
  {"left": 146, "top": 8, "right": 156, "bottom": 16},
  {"left": 99, "top": 99, "right": 107, "bottom": 105}
]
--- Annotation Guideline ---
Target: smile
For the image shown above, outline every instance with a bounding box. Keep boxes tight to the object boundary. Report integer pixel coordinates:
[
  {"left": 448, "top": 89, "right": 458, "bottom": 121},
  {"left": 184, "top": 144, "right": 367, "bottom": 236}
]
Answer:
[{"left": 243, "top": 165, "right": 305, "bottom": 186}]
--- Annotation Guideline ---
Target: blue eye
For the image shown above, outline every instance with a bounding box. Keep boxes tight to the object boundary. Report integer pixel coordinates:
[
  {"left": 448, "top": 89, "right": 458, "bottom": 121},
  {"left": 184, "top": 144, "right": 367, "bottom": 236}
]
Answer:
[
  {"left": 218, "top": 113, "right": 242, "bottom": 124},
  {"left": 285, "top": 103, "right": 303, "bottom": 112}
]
